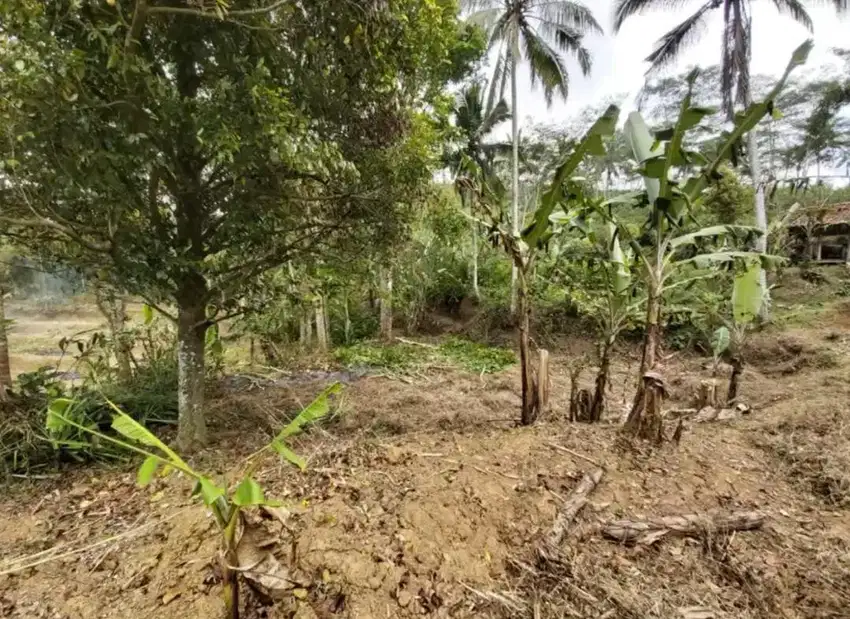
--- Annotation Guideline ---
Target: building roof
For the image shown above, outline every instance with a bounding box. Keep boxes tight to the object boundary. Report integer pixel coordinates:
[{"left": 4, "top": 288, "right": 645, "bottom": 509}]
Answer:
[{"left": 789, "top": 202, "right": 850, "bottom": 229}]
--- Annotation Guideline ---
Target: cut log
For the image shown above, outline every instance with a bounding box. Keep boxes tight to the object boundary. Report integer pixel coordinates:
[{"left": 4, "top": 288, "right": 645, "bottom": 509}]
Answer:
[
  {"left": 538, "top": 467, "right": 605, "bottom": 561},
  {"left": 601, "top": 510, "right": 765, "bottom": 545}
]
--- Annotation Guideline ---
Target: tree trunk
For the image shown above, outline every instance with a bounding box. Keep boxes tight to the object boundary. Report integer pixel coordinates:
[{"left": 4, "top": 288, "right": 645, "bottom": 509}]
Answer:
[
  {"left": 748, "top": 129, "right": 770, "bottom": 321},
  {"left": 0, "top": 290, "right": 11, "bottom": 397},
  {"left": 94, "top": 283, "right": 131, "bottom": 382},
  {"left": 590, "top": 339, "right": 612, "bottom": 423},
  {"left": 379, "top": 268, "right": 393, "bottom": 341},
  {"left": 625, "top": 289, "right": 661, "bottom": 431},
  {"left": 176, "top": 295, "right": 208, "bottom": 453},
  {"left": 517, "top": 266, "right": 537, "bottom": 425},
  {"left": 314, "top": 297, "right": 328, "bottom": 352},
  {"left": 726, "top": 356, "right": 744, "bottom": 405},
  {"left": 470, "top": 197, "right": 480, "bottom": 301},
  {"left": 343, "top": 292, "right": 352, "bottom": 344},
  {"left": 510, "top": 48, "right": 519, "bottom": 316}
]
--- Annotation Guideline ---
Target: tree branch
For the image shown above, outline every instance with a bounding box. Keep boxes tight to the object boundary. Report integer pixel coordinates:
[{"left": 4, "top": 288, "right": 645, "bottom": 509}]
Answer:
[
  {"left": 147, "top": 1, "right": 288, "bottom": 20},
  {"left": 0, "top": 217, "right": 111, "bottom": 254}
]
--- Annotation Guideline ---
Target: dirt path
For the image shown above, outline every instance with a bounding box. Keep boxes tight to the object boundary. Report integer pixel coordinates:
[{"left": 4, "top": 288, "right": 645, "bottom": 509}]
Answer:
[{"left": 2, "top": 320, "right": 849, "bottom": 619}]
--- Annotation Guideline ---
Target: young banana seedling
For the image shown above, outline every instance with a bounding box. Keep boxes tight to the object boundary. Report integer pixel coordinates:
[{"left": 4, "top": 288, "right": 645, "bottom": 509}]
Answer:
[{"left": 46, "top": 382, "right": 342, "bottom": 619}]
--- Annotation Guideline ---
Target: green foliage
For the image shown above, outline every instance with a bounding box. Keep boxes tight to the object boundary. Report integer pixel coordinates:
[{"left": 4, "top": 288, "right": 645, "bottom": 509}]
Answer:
[
  {"left": 0, "top": 0, "right": 476, "bottom": 448},
  {"left": 335, "top": 342, "right": 423, "bottom": 372},
  {"left": 703, "top": 166, "right": 754, "bottom": 224},
  {"left": 335, "top": 337, "right": 515, "bottom": 375},
  {"left": 437, "top": 337, "right": 516, "bottom": 373}
]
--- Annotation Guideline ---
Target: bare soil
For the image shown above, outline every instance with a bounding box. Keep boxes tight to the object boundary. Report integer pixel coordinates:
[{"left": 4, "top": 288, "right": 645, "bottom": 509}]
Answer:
[{"left": 2, "top": 273, "right": 850, "bottom": 619}]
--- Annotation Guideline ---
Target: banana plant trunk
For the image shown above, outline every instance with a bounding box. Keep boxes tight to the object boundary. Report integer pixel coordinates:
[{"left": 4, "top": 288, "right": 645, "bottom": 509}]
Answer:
[
  {"left": 590, "top": 336, "right": 614, "bottom": 423},
  {"left": 625, "top": 287, "right": 661, "bottom": 433},
  {"left": 510, "top": 48, "right": 519, "bottom": 316},
  {"left": 176, "top": 285, "right": 208, "bottom": 453},
  {"left": 517, "top": 264, "right": 537, "bottom": 425},
  {"left": 726, "top": 355, "right": 744, "bottom": 405},
  {"left": 0, "top": 289, "right": 11, "bottom": 397},
  {"left": 748, "top": 128, "right": 770, "bottom": 320}
]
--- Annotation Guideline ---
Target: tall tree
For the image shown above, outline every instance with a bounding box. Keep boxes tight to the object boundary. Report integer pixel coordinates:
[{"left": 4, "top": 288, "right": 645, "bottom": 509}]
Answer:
[
  {"left": 614, "top": 0, "right": 847, "bottom": 318},
  {"left": 0, "top": 0, "right": 473, "bottom": 451},
  {"left": 464, "top": 0, "right": 601, "bottom": 311},
  {"left": 446, "top": 81, "right": 510, "bottom": 299}
]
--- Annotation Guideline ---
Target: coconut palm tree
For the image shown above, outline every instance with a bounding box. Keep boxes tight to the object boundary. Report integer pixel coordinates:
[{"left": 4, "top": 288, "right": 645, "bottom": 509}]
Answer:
[
  {"left": 446, "top": 81, "right": 511, "bottom": 299},
  {"left": 463, "top": 0, "right": 602, "bottom": 310},
  {"left": 613, "top": 0, "right": 847, "bottom": 318}
]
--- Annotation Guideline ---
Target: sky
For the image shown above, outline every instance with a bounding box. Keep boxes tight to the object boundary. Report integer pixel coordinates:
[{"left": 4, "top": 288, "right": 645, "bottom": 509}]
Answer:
[{"left": 499, "top": 0, "right": 849, "bottom": 133}]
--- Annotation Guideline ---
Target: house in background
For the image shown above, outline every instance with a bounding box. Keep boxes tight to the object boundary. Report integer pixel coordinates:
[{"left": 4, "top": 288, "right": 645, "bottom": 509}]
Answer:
[{"left": 788, "top": 202, "right": 850, "bottom": 264}]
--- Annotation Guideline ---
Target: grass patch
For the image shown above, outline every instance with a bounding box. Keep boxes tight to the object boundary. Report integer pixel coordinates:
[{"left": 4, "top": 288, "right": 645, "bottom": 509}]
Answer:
[{"left": 334, "top": 337, "right": 516, "bottom": 375}]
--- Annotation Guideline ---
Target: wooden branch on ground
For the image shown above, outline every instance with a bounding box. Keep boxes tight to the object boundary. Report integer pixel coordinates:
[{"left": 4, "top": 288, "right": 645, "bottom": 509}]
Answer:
[
  {"left": 601, "top": 510, "right": 765, "bottom": 545},
  {"left": 544, "top": 442, "right": 605, "bottom": 469},
  {"left": 537, "top": 467, "right": 604, "bottom": 562}
]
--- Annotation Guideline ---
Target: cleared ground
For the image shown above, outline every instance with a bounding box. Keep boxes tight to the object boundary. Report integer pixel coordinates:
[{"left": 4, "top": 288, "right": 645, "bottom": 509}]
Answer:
[{"left": 1, "top": 269, "right": 849, "bottom": 619}]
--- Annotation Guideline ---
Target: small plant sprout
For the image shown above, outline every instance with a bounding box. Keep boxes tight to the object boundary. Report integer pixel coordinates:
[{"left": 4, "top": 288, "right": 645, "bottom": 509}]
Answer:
[
  {"left": 46, "top": 382, "right": 343, "bottom": 619},
  {"left": 711, "top": 260, "right": 765, "bottom": 405}
]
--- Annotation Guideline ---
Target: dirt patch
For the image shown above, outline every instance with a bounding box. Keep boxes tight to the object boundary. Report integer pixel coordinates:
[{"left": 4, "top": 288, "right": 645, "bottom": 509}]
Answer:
[{"left": 2, "top": 331, "right": 850, "bottom": 618}]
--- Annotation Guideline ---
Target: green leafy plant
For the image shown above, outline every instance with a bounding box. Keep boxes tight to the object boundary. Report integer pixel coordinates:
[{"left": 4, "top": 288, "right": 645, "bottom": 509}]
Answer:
[
  {"left": 45, "top": 383, "right": 342, "bottom": 618},
  {"left": 552, "top": 220, "right": 643, "bottom": 422},
  {"left": 710, "top": 260, "right": 764, "bottom": 404},
  {"left": 605, "top": 42, "right": 811, "bottom": 442},
  {"left": 476, "top": 104, "right": 620, "bottom": 425}
]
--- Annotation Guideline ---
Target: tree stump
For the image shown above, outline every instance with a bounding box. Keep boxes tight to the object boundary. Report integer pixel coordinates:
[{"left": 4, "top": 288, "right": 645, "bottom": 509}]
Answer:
[
  {"left": 626, "top": 371, "right": 666, "bottom": 444},
  {"left": 574, "top": 389, "right": 592, "bottom": 422},
  {"left": 536, "top": 349, "right": 551, "bottom": 415},
  {"left": 696, "top": 379, "right": 717, "bottom": 409}
]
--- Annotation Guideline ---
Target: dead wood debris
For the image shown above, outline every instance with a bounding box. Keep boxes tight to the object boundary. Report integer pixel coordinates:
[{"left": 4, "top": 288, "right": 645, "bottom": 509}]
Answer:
[
  {"left": 599, "top": 510, "right": 765, "bottom": 545},
  {"left": 537, "top": 467, "right": 604, "bottom": 562}
]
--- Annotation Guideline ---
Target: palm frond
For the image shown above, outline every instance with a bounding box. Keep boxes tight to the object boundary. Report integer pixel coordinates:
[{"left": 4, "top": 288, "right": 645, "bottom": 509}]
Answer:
[
  {"left": 534, "top": 0, "right": 603, "bottom": 35},
  {"left": 613, "top": 0, "right": 695, "bottom": 32},
  {"left": 477, "top": 100, "right": 511, "bottom": 139},
  {"left": 770, "top": 0, "right": 813, "bottom": 31},
  {"left": 720, "top": 0, "right": 751, "bottom": 117},
  {"left": 454, "top": 82, "right": 485, "bottom": 136},
  {"left": 460, "top": 0, "right": 502, "bottom": 11},
  {"left": 550, "top": 24, "right": 592, "bottom": 75},
  {"left": 522, "top": 29, "right": 571, "bottom": 106},
  {"left": 645, "top": 0, "right": 718, "bottom": 71},
  {"left": 486, "top": 43, "right": 510, "bottom": 114},
  {"left": 466, "top": 6, "right": 506, "bottom": 31}
]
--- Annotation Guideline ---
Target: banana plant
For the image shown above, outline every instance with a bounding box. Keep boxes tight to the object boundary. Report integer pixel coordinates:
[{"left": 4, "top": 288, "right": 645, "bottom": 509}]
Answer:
[
  {"left": 551, "top": 216, "right": 643, "bottom": 422},
  {"left": 46, "top": 382, "right": 342, "bottom": 619},
  {"left": 476, "top": 105, "right": 620, "bottom": 425},
  {"left": 710, "top": 260, "right": 764, "bottom": 405},
  {"left": 604, "top": 41, "right": 811, "bottom": 442}
]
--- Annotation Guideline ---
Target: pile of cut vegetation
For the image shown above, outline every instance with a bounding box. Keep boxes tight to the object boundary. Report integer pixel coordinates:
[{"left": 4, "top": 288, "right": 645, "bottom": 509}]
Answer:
[{"left": 334, "top": 337, "right": 516, "bottom": 376}]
